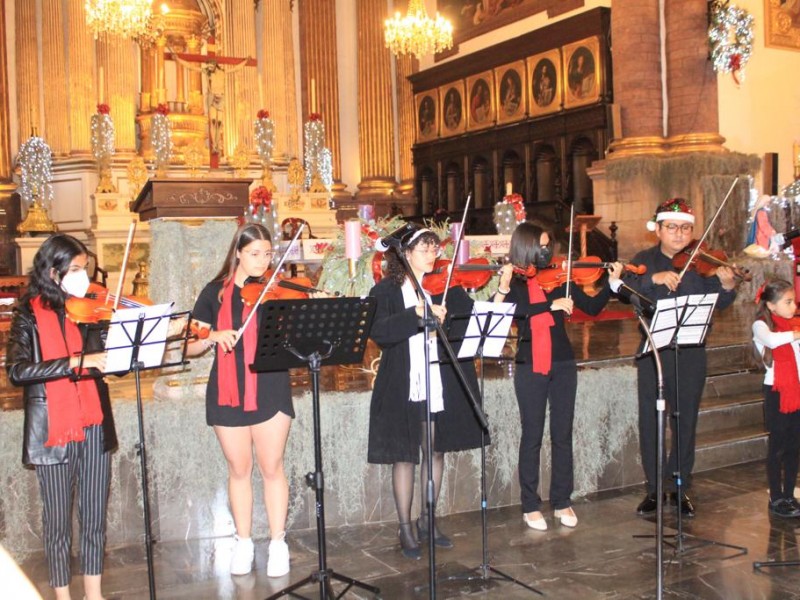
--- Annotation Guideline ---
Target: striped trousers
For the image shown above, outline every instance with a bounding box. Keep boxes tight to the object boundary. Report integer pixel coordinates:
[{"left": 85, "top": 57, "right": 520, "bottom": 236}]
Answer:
[{"left": 35, "top": 424, "right": 111, "bottom": 589}]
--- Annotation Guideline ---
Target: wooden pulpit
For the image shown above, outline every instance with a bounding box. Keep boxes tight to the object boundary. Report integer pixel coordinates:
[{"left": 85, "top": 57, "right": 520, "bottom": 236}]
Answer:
[{"left": 130, "top": 178, "right": 252, "bottom": 221}]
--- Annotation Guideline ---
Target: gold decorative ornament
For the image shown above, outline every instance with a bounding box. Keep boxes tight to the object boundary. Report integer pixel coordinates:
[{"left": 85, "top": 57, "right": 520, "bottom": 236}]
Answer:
[
  {"left": 287, "top": 158, "right": 305, "bottom": 200},
  {"left": 230, "top": 143, "right": 251, "bottom": 178},
  {"left": 309, "top": 173, "right": 328, "bottom": 194},
  {"left": 384, "top": 0, "right": 453, "bottom": 58},
  {"left": 131, "top": 262, "right": 150, "bottom": 298},
  {"left": 18, "top": 197, "right": 57, "bottom": 235},
  {"left": 184, "top": 138, "right": 206, "bottom": 177},
  {"left": 126, "top": 156, "right": 149, "bottom": 200}
]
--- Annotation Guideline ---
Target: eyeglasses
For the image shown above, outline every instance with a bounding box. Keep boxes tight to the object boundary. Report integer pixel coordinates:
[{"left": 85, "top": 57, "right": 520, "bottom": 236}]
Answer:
[
  {"left": 661, "top": 223, "right": 693, "bottom": 234},
  {"left": 412, "top": 246, "right": 443, "bottom": 257}
]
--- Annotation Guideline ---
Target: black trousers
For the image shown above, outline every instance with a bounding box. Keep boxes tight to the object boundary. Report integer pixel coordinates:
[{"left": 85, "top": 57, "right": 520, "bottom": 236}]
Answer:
[
  {"left": 514, "top": 360, "right": 578, "bottom": 512},
  {"left": 637, "top": 346, "right": 706, "bottom": 494},
  {"left": 35, "top": 425, "right": 111, "bottom": 589},
  {"left": 764, "top": 386, "right": 800, "bottom": 502}
]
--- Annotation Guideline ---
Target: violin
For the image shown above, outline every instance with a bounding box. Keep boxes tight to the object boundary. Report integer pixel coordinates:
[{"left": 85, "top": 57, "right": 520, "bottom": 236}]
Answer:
[
  {"left": 240, "top": 270, "right": 337, "bottom": 306},
  {"left": 65, "top": 282, "right": 153, "bottom": 324},
  {"left": 671, "top": 240, "right": 752, "bottom": 282},
  {"left": 532, "top": 256, "right": 641, "bottom": 293},
  {"left": 422, "top": 257, "right": 494, "bottom": 295}
]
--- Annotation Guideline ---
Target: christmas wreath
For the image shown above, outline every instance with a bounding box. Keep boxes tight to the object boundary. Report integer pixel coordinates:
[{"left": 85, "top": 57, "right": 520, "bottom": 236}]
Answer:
[{"left": 708, "top": 1, "right": 754, "bottom": 84}]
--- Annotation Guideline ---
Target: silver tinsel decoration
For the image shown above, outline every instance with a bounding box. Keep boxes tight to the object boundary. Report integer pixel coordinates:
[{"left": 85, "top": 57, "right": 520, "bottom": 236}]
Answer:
[
  {"left": 16, "top": 136, "right": 54, "bottom": 205},
  {"left": 254, "top": 116, "right": 274, "bottom": 165},
  {"left": 493, "top": 203, "right": 518, "bottom": 235},
  {"left": 90, "top": 113, "right": 115, "bottom": 162},
  {"left": 708, "top": 2, "right": 753, "bottom": 75},
  {"left": 303, "top": 118, "right": 325, "bottom": 190},
  {"left": 151, "top": 112, "right": 173, "bottom": 172},
  {"left": 318, "top": 147, "right": 333, "bottom": 190}
]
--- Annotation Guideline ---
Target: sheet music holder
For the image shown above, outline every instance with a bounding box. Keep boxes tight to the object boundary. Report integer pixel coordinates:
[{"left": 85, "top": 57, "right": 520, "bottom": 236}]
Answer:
[
  {"left": 252, "top": 297, "right": 381, "bottom": 600},
  {"left": 641, "top": 293, "right": 719, "bottom": 354},
  {"left": 457, "top": 301, "right": 516, "bottom": 359}
]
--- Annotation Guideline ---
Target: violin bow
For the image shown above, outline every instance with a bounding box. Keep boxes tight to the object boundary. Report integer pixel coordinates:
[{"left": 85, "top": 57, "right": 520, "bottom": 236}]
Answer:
[
  {"left": 565, "top": 203, "right": 575, "bottom": 299},
  {"left": 441, "top": 192, "right": 472, "bottom": 310},
  {"left": 234, "top": 223, "right": 305, "bottom": 345},
  {"left": 111, "top": 220, "right": 137, "bottom": 312},
  {"left": 676, "top": 176, "right": 739, "bottom": 282}
]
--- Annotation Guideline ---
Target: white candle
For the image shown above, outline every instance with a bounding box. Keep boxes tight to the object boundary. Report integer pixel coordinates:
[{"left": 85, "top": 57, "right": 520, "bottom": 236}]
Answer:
[
  {"left": 310, "top": 78, "right": 317, "bottom": 113},
  {"left": 98, "top": 66, "right": 104, "bottom": 104},
  {"left": 505, "top": 182, "right": 512, "bottom": 196}
]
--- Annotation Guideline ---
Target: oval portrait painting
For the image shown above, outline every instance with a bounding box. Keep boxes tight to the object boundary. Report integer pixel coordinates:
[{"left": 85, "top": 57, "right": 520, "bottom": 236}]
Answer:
[
  {"left": 532, "top": 58, "right": 557, "bottom": 108},
  {"left": 442, "top": 87, "right": 463, "bottom": 131},
  {"left": 417, "top": 95, "right": 436, "bottom": 137},
  {"left": 469, "top": 78, "right": 492, "bottom": 125},
  {"left": 499, "top": 70, "right": 522, "bottom": 117}
]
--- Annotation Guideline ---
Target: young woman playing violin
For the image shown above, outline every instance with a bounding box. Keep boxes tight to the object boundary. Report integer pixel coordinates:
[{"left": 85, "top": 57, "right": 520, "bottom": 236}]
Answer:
[
  {"left": 188, "top": 223, "right": 314, "bottom": 578},
  {"left": 623, "top": 198, "right": 737, "bottom": 518},
  {"left": 753, "top": 280, "right": 800, "bottom": 518},
  {"left": 6, "top": 234, "right": 116, "bottom": 600},
  {"left": 495, "top": 222, "right": 623, "bottom": 531},
  {"left": 368, "top": 226, "right": 485, "bottom": 559}
]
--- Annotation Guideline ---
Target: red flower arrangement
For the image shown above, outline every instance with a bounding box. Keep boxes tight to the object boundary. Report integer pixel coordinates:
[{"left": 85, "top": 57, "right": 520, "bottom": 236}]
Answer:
[
  {"left": 257, "top": 109, "right": 270, "bottom": 119},
  {"left": 313, "top": 242, "right": 332, "bottom": 255},
  {"left": 96, "top": 103, "right": 110, "bottom": 115},
  {"left": 360, "top": 223, "right": 379, "bottom": 242},
  {"left": 249, "top": 186, "right": 272, "bottom": 211},
  {"left": 155, "top": 103, "right": 170, "bottom": 116},
  {"left": 308, "top": 112, "right": 322, "bottom": 122},
  {"left": 501, "top": 193, "right": 526, "bottom": 223}
]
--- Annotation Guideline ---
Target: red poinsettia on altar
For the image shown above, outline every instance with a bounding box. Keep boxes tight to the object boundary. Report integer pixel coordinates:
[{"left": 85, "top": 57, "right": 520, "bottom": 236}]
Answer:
[
  {"left": 502, "top": 193, "right": 526, "bottom": 222},
  {"left": 308, "top": 112, "right": 322, "bottom": 122},
  {"left": 155, "top": 103, "right": 170, "bottom": 116},
  {"left": 96, "top": 103, "right": 110, "bottom": 115},
  {"left": 249, "top": 185, "right": 272, "bottom": 212},
  {"left": 257, "top": 109, "right": 270, "bottom": 120}
]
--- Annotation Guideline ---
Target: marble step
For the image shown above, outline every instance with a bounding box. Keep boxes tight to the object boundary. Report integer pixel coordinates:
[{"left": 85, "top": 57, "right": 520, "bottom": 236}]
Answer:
[
  {"left": 693, "top": 424, "right": 767, "bottom": 474},
  {"left": 706, "top": 343, "right": 757, "bottom": 376},
  {"left": 703, "top": 370, "right": 763, "bottom": 399},
  {"left": 696, "top": 393, "right": 764, "bottom": 435}
]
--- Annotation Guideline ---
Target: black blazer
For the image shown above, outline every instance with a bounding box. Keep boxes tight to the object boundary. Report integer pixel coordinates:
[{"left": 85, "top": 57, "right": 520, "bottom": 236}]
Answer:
[
  {"left": 367, "top": 278, "right": 486, "bottom": 464},
  {"left": 6, "top": 301, "right": 117, "bottom": 467}
]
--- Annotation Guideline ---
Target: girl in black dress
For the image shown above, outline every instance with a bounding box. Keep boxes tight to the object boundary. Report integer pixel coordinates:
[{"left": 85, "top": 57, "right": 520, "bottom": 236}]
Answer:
[
  {"left": 495, "top": 222, "right": 621, "bottom": 531},
  {"left": 368, "top": 226, "right": 485, "bottom": 559},
  {"left": 7, "top": 234, "right": 116, "bottom": 600},
  {"left": 189, "top": 223, "right": 294, "bottom": 577}
]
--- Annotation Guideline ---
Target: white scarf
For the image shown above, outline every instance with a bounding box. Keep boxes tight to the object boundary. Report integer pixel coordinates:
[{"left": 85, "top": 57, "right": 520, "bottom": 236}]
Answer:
[{"left": 402, "top": 280, "right": 444, "bottom": 413}]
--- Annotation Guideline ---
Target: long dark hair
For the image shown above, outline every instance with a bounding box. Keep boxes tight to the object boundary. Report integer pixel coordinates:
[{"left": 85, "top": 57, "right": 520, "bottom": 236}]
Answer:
[
  {"left": 754, "top": 279, "right": 794, "bottom": 367},
  {"left": 23, "top": 234, "right": 89, "bottom": 310},
  {"left": 384, "top": 229, "right": 440, "bottom": 286},
  {"left": 213, "top": 223, "right": 272, "bottom": 285},
  {"left": 509, "top": 221, "right": 551, "bottom": 270}
]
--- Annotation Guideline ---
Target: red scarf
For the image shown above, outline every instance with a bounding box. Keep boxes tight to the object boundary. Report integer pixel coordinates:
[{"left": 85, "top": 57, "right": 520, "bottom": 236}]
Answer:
[
  {"left": 527, "top": 277, "right": 555, "bottom": 375},
  {"left": 31, "top": 296, "right": 103, "bottom": 447},
  {"left": 216, "top": 279, "right": 258, "bottom": 411},
  {"left": 771, "top": 315, "right": 800, "bottom": 414}
]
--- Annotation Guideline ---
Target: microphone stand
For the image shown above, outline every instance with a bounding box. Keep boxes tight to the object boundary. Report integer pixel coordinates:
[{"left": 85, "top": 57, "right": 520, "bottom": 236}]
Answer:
[{"left": 385, "top": 237, "right": 489, "bottom": 600}]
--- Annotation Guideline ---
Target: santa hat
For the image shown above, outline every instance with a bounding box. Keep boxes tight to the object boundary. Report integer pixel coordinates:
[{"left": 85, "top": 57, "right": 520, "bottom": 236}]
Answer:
[{"left": 646, "top": 198, "right": 695, "bottom": 232}]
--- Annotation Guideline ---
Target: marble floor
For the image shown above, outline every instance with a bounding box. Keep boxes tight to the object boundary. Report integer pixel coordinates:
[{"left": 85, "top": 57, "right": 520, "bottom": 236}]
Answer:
[{"left": 18, "top": 460, "right": 800, "bottom": 600}]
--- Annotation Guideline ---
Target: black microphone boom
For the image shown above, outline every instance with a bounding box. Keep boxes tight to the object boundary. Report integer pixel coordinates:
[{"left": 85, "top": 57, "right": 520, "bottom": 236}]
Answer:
[
  {"left": 375, "top": 223, "right": 418, "bottom": 252},
  {"left": 616, "top": 283, "right": 656, "bottom": 317}
]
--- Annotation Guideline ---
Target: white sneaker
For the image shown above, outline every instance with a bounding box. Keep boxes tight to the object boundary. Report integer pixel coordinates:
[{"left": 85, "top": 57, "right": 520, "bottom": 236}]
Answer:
[
  {"left": 230, "top": 535, "right": 255, "bottom": 575},
  {"left": 267, "top": 535, "right": 290, "bottom": 578}
]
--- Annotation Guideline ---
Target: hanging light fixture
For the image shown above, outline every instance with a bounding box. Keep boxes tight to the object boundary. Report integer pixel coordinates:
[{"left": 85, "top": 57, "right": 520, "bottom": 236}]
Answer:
[
  {"left": 384, "top": 0, "right": 453, "bottom": 59},
  {"left": 85, "top": 0, "right": 154, "bottom": 40}
]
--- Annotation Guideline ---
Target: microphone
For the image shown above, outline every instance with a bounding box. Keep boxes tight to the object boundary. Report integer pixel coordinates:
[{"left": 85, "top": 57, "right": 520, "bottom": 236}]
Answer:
[
  {"left": 610, "top": 279, "right": 655, "bottom": 316},
  {"left": 375, "top": 223, "right": 425, "bottom": 252}
]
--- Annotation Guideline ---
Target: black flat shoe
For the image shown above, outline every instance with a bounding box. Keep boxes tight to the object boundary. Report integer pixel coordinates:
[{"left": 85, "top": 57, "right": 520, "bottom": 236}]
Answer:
[
  {"left": 398, "top": 522, "right": 421, "bottom": 559},
  {"left": 669, "top": 492, "right": 696, "bottom": 517},
  {"left": 636, "top": 492, "right": 658, "bottom": 515},
  {"left": 416, "top": 516, "right": 454, "bottom": 549},
  {"left": 769, "top": 498, "right": 800, "bottom": 518}
]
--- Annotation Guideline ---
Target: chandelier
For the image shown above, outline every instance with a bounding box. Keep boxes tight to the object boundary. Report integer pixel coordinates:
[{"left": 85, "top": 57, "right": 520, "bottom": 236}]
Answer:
[
  {"left": 85, "top": 0, "right": 153, "bottom": 40},
  {"left": 384, "top": 0, "right": 453, "bottom": 58}
]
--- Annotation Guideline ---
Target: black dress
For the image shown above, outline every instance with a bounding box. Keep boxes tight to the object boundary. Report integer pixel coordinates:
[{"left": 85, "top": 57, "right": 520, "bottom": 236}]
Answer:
[
  {"left": 192, "top": 281, "right": 294, "bottom": 427},
  {"left": 367, "top": 278, "right": 486, "bottom": 465}
]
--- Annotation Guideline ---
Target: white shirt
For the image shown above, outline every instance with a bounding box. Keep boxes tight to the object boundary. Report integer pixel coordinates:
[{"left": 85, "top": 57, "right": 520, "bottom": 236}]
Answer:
[{"left": 752, "top": 320, "right": 800, "bottom": 385}]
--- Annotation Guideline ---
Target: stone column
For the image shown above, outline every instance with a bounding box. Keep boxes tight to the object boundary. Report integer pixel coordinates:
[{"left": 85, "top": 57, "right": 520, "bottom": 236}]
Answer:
[
  {"left": 0, "top": 0, "right": 12, "bottom": 182},
  {"left": 608, "top": 0, "right": 665, "bottom": 156},
  {"left": 665, "top": 0, "right": 725, "bottom": 152},
  {"left": 356, "top": 0, "right": 396, "bottom": 200},
  {"left": 185, "top": 36, "right": 203, "bottom": 114},
  {"left": 41, "top": 0, "right": 70, "bottom": 156},
  {"left": 97, "top": 39, "right": 139, "bottom": 155},
  {"left": 223, "top": 0, "right": 259, "bottom": 157},
  {"left": 66, "top": 0, "right": 97, "bottom": 156},
  {"left": 261, "top": 0, "right": 298, "bottom": 165},
  {"left": 299, "top": 0, "right": 345, "bottom": 194},
  {"left": 15, "top": 0, "right": 39, "bottom": 140},
  {"left": 395, "top": 52, "right": 418, "bottom": 202},
  {"left": 140, "top": 46, "right": 153, "bottom": 112}
]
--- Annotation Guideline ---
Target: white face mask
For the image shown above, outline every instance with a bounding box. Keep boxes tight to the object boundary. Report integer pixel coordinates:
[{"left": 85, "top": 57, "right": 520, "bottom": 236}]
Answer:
[{"left": 60, "top": 270, "right": 91, "bottom": 298}]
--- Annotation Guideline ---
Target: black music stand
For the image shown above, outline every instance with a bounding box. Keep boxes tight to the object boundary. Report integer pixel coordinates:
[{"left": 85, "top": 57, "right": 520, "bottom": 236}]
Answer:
[
  {"left": 634, "top": 295, "right": 746, "bottom": 574},
  {"left": 444, "top": 301, "right": 544, "bottom": 596},
  {"left": 94, "top": 306, "right": 193, "bottom": 600},
  {"left": 252, "top": 297, "right": 381, "bottom": 600}
]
